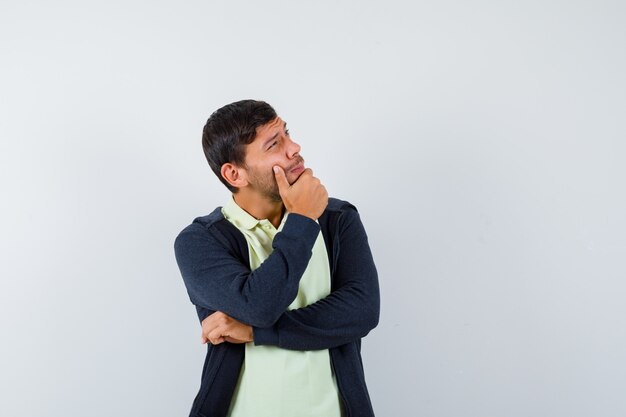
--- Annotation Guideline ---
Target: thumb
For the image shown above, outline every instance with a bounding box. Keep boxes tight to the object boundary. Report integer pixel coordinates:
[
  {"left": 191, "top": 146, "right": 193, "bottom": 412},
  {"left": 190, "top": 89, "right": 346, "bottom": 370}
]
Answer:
[{"left": 273, "top": 165, "right": 290, "bottom": 193}]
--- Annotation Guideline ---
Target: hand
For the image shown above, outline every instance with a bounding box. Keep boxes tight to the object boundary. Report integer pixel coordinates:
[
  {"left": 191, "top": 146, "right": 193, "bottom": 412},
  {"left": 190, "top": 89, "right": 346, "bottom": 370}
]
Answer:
[
  {"left": 273, "top": 165, "right": 328, "bottom": 220},
  {"left": 201, "top": 311, "right": 253, "bottom": 345}
]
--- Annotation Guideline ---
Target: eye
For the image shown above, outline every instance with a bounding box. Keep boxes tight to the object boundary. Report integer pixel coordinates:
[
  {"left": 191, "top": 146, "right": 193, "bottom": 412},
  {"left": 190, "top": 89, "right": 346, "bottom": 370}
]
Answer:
[
  {"left": 268, "top": 141, "right": 278, "bottom": 149},
  {"left": 285, "top": 129, "right": 290, "bottom": 136}
]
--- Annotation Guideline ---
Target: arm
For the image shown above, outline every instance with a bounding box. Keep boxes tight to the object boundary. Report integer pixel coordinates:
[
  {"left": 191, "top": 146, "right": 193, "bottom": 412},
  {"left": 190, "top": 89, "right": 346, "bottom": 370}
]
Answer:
[
  {"left": 174, "top": 213, "right": 320, "bottom": 328},
  {"left": 251, "top": 205, "right": 380, "bottom": 350}
]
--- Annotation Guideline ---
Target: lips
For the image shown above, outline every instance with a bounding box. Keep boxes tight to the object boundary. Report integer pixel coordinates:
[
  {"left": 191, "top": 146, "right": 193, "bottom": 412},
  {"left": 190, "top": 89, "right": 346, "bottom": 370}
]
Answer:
[{"left": 290, "top": 162, "right": 305, "bottom": 174}]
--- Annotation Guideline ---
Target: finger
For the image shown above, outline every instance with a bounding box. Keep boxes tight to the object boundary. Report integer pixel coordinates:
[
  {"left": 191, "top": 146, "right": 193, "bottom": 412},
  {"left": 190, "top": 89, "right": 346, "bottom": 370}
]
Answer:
[
  {"left": 224, "top": 336, "right": 245, "bottom": 344},
  {"left": 201, "top": 315, "right": 215, "bottom": 331},
  {"left": 208, "top": 326, "right": 226, "bottom": 345},
  {"left": 209, "top": 334, "right": 224, "bottom": 345},
  {"left": 202, "top": 323, "right": 216, "bottom": 341},
  {"left": 273, "top": 165, "right": 290, "bottom": 192},
  {"left": 202, "top": 312, "right": 227, "bottom": 339}
]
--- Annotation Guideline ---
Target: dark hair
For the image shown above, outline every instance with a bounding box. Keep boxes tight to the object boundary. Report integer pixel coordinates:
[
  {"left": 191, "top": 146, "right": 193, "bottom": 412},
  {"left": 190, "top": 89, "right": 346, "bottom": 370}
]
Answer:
[{"left": 202, "top": 99, "right": 277, "bottom": 193}]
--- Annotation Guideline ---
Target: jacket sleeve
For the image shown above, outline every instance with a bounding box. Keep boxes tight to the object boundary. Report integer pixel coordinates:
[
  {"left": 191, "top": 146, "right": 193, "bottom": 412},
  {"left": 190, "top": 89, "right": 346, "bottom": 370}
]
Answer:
[
  {"left": 174, "top": 213, "right": 321, "bottom": 328},
  {"left": 251, "top": 205, "right": 380, "bottom": 350}
]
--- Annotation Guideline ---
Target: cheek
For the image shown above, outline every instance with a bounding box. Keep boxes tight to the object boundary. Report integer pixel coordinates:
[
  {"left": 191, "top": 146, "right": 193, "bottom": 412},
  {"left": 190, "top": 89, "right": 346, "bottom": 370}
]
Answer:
[{"left": 266, "top": 159, "right": 286, "bottom": 173}]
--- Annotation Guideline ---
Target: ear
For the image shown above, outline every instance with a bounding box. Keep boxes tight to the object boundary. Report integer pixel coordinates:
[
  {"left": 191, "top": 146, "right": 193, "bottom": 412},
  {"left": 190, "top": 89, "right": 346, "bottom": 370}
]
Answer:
[{"left": 221, "top": 162, "right": 249, "bottom": 190}]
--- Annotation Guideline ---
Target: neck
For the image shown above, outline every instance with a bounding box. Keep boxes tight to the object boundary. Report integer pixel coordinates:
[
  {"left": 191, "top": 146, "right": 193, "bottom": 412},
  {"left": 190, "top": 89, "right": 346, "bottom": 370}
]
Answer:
[{"left": 232, "top": 191, "right": 285, "bottom": 229}]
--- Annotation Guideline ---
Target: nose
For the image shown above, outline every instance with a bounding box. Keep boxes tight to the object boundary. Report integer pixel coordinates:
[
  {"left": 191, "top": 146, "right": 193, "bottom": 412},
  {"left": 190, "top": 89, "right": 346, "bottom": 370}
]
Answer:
[{"left": 286, "top": 137, "right": 301, "bottom": 159}]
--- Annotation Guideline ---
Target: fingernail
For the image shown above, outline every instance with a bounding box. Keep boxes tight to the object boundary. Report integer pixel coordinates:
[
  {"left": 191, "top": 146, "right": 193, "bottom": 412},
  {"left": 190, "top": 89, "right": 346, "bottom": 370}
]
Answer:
[{"left": 273, "top": 166, "right": 279, "bottom": 173}]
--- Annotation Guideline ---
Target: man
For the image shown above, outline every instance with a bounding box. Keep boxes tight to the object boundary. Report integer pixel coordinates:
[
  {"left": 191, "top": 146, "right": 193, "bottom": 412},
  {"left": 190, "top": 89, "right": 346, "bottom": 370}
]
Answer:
[{"left": 174, "top": 99, "right": 380, "bottom": 417}]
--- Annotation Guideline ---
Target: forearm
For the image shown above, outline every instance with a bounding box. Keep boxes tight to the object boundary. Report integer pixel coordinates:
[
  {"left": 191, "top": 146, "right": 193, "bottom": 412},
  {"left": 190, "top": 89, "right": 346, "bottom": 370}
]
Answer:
[
  {"left": 175, "top": 212, "right": 320, "bottom": 328},
  {"left": 253, "top": 206, "right": 380, "bottom": 350},
  {"left": 252, "top": 284, "right": 379, "bottom": 350}
]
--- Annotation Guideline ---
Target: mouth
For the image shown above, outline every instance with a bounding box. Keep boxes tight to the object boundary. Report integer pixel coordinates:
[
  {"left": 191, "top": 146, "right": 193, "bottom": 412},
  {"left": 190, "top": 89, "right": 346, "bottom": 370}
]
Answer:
[{"left": 290, "top": 162, "right": 305, "bottom": 175}]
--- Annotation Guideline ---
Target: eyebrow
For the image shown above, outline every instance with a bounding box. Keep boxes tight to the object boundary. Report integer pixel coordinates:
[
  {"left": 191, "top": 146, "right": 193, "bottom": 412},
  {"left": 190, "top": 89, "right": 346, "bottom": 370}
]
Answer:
[{"left": 261, "top": 121, "right": 287, "bottom": 149}]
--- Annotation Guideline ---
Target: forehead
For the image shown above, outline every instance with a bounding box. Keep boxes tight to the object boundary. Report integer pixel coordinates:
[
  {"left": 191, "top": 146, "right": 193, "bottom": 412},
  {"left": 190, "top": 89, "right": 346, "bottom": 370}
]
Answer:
[{"left": 254, "top": 116, "right": 284, "bottom": 140}]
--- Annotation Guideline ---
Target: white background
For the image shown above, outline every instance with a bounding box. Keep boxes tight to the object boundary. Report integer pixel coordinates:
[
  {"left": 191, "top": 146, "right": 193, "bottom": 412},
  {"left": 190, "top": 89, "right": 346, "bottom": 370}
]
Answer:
[{"left": 1, "top": 1, "right": 625, "bottom": 416}]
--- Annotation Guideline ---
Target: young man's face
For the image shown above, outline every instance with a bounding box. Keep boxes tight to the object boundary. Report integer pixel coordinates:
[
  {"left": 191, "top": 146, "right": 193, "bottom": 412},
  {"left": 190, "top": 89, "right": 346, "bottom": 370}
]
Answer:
[{"left": 242, "top": 116, "right": 305, "bottom": 202}]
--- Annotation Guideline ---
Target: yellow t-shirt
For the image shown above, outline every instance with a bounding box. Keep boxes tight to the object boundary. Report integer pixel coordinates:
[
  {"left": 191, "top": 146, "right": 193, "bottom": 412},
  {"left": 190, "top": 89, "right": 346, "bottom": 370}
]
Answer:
[{"left": 221, "top": 194, "right": 344, "bottom": 417}]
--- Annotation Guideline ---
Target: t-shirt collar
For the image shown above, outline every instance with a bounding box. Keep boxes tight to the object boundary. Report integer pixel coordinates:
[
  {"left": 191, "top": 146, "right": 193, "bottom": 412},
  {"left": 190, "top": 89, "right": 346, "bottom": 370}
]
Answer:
[{"left": 222, "top": 194, "right": 288, "bottom": 231}]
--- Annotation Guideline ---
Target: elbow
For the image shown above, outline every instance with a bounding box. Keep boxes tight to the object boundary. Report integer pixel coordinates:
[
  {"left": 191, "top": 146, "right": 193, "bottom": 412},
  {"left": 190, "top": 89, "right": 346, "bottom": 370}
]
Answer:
[
  {"left": 362, "top": 277, "right": 380, "bottom": 332},
  {"left": 367, "top": 306, "right": 380, "bottom": 331},
  {"left": 359, "top": 308, "right": 379, "bottom": 339},
  {"left": 357, "top": 310, "right": 379, "bottom": 339},
  {"left": 363, "top": 295, "right": 380, "bottom": 333},
  {"left": 372, "top": 308, "right": 380, "bottom": 329}
]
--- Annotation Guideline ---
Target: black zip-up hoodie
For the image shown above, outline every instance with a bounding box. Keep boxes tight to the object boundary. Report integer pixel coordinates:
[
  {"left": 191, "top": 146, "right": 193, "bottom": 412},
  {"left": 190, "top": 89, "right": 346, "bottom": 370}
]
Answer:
[{"left": 174, "top": 197, "right": 380, "bottom": 417}]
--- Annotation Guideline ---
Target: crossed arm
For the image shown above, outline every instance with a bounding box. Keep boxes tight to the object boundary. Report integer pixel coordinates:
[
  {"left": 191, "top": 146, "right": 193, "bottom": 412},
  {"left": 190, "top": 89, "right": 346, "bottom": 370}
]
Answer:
[
  {"left": 199, "top": 206, "right": 380, "bottom": 351},
  {"left": 175, "top": 212, "right": 322, "bottom": 328}
]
